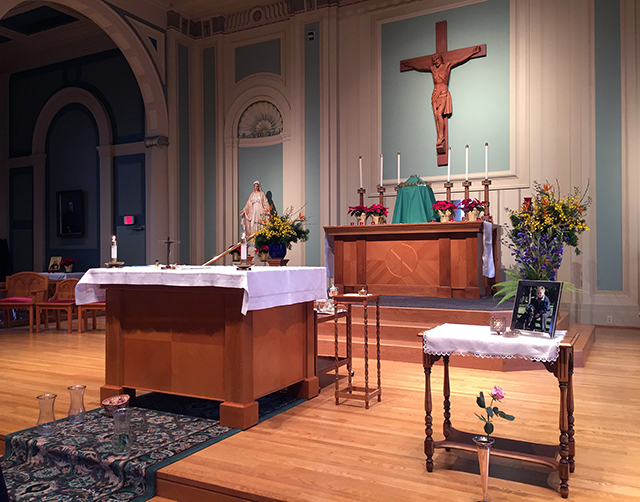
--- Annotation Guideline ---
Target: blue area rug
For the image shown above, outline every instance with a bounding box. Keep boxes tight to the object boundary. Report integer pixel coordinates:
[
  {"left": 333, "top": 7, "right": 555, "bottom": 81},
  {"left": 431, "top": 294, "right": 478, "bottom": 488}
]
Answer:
[{"left": 1, "top": 392, "right": 303, "bottom": 501}]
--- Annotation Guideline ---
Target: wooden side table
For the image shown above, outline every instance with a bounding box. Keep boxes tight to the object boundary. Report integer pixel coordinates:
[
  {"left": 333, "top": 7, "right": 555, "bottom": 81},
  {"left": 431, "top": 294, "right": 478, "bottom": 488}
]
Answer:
[
  {"left": 333, "top": 294, "right": 381, "bottom": 408},
  {"left": 315, "top": 304, "right": 352, "bottom": 402},
  {"left": 423, "top": 330, "right": 577, "bottom": 498}
]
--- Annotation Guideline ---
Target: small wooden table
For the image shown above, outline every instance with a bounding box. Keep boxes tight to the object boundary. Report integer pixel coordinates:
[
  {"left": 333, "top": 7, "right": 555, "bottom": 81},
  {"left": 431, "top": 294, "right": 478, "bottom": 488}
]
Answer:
[
  {"left": 333, "top": 294, "right": 381, "bottom": 408},
  {"left": 422, "top": 327, "right": 576, "bottom": 497},
  {"left": 315, "top": 305, "right": 351, "bottom": 377}
]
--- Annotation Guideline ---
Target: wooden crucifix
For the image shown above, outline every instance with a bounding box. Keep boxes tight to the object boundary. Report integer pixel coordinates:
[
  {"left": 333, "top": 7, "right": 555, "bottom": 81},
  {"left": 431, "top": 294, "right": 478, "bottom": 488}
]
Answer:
[{"left": 400, "top": 21, "right": 486, "bottom": 166}]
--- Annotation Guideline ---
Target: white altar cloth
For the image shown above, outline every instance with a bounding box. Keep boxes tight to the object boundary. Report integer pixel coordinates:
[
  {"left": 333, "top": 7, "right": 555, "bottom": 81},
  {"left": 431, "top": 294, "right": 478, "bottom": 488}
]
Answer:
[
  {"left": 422, "top": 323, "right": 566, "bottom": 362},
  {"left": 75, "top": 265, "right": 327, "bottom": 315}
]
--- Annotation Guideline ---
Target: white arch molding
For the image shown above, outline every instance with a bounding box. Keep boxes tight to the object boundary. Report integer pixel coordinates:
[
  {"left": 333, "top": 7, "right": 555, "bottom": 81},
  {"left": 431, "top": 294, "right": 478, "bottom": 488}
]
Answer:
[
  {"left": 32, "top": 87, "right": 112, "bottom": 269},
  {"left": 0, "top": 0, "right": 170, "bottom": 263},
  {"left": 221, "top": 85, "right": 306, "bottom": 265}
]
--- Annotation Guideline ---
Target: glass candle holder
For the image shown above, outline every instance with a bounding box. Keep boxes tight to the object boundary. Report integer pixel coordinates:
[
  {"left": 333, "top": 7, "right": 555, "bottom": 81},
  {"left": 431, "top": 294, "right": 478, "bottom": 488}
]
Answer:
[
  {"left": 490, "top": 316, "right": 507, "bottom": 336},
  {"left": 37, "top": 393, "right": 57, "bottom": 436},
  {"left": 68, "top": 384, "right": 86, "bottom": 424}
]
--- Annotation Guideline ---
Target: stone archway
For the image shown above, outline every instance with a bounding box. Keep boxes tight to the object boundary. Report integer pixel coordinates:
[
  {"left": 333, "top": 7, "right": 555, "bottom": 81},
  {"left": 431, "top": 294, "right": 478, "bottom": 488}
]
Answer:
[{"left": 0, "top": 0, "right": 170, "bottom": 262}]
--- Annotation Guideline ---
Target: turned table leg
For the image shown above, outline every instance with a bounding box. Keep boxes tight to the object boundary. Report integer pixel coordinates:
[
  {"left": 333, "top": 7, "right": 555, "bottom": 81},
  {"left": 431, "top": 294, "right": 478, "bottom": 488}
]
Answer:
[{"left": 423, "top": 352, "right": 435, "bottom": 472}]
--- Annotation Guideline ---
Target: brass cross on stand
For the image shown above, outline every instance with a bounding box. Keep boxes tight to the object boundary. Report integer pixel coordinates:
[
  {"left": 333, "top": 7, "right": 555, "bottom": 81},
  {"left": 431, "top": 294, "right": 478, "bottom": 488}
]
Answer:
[
  {"left": 400, "top": 21, "right": 486, "bottom": 166},
  {"left": 162, "top": 236, "right": 179, "bottom": 268}
]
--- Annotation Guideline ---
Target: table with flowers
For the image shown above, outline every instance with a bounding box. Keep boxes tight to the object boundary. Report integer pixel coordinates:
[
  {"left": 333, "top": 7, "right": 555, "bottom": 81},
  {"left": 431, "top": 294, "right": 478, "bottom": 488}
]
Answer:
[{"left": 422, "top": 324, "right": 576, "bottom": 498}]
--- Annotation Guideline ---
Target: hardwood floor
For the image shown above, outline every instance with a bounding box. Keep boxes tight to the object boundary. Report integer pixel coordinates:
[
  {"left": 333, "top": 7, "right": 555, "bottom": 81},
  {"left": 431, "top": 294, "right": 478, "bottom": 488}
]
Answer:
[{"left": 1, "top": 319, "right": 639, "bottom": 501}]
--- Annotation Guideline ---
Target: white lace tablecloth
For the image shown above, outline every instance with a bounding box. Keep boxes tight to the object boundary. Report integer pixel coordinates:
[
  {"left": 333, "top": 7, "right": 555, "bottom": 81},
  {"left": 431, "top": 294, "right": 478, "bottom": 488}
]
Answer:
[
  {"left": 75, "top": 265, "right": 327, "bottom": 315},
  {"left": 422, "top": 323, "right": 567, "bottom": 362}
]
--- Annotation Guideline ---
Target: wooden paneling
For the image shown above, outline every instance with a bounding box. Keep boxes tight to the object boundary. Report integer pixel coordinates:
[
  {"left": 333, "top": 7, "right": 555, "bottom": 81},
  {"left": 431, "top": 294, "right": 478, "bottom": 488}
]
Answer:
[
  {"left": 326, "top": 223, "right": 497, "bottom": 298},
  {"left": 101, "top": 284, "right": 317, "bottom": 429}
]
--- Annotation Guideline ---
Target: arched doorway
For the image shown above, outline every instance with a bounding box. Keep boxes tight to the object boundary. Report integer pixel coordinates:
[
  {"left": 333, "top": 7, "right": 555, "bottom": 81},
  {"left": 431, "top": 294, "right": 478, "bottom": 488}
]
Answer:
[{"left": 0, "top": 0, "right": 169, "bottom": 266}]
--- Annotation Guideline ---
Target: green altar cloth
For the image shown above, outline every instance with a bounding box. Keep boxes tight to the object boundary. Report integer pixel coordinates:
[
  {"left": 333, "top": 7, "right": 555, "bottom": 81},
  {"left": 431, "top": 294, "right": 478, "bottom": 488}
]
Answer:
[{"left": 392, "top": 175, "right": 438, "bottom": 223}]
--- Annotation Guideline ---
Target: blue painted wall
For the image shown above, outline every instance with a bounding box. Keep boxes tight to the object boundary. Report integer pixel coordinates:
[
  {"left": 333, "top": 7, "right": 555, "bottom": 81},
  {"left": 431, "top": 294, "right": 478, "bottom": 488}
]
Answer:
[
  {"left": 9, "top": 167, "right": 33, "bottom": 273},
  {"left": 203, "top": 46, "right": 217, "bottom": 259},
  {"left": 595, "top": 0, "right": 622, "bottom": 291},
  {"left": 238, "top": 144, "right": 283, "bottom": 230},
  {"left": 178, "top": 44, "right": 190, "bottom": 262},
  {"left": 381, "top": 0, "right": 509, "bottom": 180},
  {"left": 46, "top": 104, "right": 100, "bottom": 271},
  {"left": 235, "top": 39, "right": 281, "bottom": 82},
  {"left": 9, "top": 49, "right": 144, "bottom": 157},
  {"left": 305, "top": 22, "right": 321, "bottom": 266}
]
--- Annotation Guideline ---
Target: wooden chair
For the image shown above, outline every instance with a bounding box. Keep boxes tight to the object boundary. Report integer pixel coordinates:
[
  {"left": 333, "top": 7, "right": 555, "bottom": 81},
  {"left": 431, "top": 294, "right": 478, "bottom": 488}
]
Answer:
[
  {"left": 77, "top": 301, "right": 106, "bottom": 332},
  {"left": 0, "top": 272, "right": 49, "bottom": 333},
  {"left": 35, "top": 279, "right": 79, "bottom": 333}
]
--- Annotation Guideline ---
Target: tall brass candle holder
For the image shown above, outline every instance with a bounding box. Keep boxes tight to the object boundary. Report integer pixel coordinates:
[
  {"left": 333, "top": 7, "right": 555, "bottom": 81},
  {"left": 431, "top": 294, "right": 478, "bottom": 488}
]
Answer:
[{"left": 482, "top": 178, "right": 493, "bottom": 222}]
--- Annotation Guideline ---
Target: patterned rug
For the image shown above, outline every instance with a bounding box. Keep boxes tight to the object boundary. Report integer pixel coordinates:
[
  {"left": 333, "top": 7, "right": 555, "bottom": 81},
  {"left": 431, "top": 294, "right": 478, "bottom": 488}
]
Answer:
[{"left": 1, "top": 392, "right": 303, "bottom": 502}]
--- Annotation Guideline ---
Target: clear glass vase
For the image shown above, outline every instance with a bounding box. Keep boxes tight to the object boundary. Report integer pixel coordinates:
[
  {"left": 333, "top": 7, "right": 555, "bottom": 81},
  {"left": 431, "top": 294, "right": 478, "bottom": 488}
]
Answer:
[
  {"left": 113, "top": 407, "right": 133, "bottom": 454},
  {"left": 472, "top": 435, "right": 495, "bottom": 502},
  {"left": 37, "top": 393, "right": 57, "bottom": 436},
  {"left": 68, "top": 384, "right": 86, "bottom": 424}
]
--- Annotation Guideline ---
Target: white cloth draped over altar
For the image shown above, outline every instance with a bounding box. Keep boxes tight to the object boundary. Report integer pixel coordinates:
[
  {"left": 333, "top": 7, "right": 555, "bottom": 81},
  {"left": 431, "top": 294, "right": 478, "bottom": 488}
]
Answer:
[{"left": 75, "top": 266, "right": 327, "bottom": 315}]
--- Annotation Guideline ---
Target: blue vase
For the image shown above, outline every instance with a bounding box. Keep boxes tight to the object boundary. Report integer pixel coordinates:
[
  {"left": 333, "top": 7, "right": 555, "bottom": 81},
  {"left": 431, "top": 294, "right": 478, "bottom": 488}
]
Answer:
[{"left": 268, "top": 243, "right": 287, "bottom": 259}]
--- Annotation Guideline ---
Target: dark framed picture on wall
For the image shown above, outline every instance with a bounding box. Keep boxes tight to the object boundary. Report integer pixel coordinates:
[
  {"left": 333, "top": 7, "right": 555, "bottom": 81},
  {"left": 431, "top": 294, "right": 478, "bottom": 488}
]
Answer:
[
  {"left": 57, "top": 190, "right": 85, "bottom": 238},
  {"left": 510, "top": 280, "right": 563, "bottom": 337}
]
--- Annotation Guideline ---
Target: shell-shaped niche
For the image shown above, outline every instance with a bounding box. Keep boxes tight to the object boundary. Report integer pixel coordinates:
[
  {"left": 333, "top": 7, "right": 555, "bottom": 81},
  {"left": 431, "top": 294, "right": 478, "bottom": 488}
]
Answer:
[{"left": 238, "top": 101, "right": 283, "bottom": 139}]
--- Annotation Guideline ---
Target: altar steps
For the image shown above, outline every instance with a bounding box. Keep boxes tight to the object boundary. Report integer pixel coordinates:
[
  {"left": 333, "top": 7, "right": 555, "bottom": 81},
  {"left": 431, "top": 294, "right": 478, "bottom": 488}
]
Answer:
[{"left": 317, "top": 306, "right": 594, "bottom": 371}]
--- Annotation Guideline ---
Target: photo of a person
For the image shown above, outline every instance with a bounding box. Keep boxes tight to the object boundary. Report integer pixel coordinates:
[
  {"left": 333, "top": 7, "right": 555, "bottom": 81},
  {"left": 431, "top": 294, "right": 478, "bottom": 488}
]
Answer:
[{"left": 511, "top": 281, "right": 562, "bottom": 336}]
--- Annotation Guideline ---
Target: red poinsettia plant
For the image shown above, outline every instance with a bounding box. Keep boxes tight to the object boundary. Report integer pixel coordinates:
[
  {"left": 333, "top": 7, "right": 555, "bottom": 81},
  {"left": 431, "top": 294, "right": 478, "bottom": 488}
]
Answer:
[
  {"left": 59, "top": 258, "right": 76, "bottom": 267},
  {"left": 366, "top": 204, "right": 388, "bottom": 217},
  {"left": 431, "top": 200, "right": 459, "bottom": 213},
  {"left": 348, "top": 205, "right": 368, "bottom": 217},
  {"left": 460, "top": 198, "right": 486, "bottom": 213}
]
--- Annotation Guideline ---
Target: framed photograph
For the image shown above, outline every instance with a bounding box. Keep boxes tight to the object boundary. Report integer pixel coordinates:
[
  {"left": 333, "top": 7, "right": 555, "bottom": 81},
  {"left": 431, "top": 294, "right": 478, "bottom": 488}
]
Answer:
[
  {"left": 48, "top": 256, "right": 62, "bottom": 272},
  {"left": 510, "top": 280, "right": 563, "bottom": 337},
  {"left": 57, "top": 190, "right": 85, "bottom": 237}
]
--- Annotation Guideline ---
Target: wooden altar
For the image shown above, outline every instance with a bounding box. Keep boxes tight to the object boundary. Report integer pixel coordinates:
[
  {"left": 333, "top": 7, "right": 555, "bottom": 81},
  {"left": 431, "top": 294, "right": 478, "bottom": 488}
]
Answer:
[
  {"left": 324, "top": 222, "right": 499, "bottom": 298},
  {"left": 100, "top": 284, "right": 318, "bottom": 430}
]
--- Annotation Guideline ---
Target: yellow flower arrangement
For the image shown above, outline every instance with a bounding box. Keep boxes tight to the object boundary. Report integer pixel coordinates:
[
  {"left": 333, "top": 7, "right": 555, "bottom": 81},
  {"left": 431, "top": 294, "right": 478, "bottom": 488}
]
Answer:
[{"left": 254, "top": 207, "right": 309, "bottom": 249}]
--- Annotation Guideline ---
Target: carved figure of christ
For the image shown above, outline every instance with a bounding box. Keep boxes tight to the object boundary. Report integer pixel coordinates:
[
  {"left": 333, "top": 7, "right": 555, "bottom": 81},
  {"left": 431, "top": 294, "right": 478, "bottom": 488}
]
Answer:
[{"left": 400, "top": 21, "right": 486, "bottom": 166}]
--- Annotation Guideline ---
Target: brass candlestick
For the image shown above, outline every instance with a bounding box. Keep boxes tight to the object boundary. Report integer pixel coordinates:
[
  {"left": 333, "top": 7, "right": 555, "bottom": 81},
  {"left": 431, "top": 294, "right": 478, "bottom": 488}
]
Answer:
[
  {"left": 482, "top": 178, "right": 493, "bottom": 222},
  {"left": 358, "top": 188, "right": 366, "bottom": 207},
  {"left": 377, "top": 185, "right": 385, "bottom": 207},
  {"left": 462, "top": 180, "right": 471, "bottom": 200},
  {"left": 444, "top": 181, "right": 453, "bottom": 202}
]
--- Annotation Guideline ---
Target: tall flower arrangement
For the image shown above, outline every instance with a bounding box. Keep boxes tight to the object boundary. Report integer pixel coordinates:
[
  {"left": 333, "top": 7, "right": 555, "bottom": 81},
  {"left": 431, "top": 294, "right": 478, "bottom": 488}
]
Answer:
[
  {"left": 495, "top": 181, "right": 590, "bottom": 301},
  {"left": 254, "top": 207, "right": 309, "bottom": 249}
]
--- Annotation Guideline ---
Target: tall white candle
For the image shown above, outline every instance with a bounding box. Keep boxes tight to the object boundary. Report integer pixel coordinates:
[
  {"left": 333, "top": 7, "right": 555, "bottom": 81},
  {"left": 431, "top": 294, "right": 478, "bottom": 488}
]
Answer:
[
  {"left": 111, "top": 235, "right": 117, "bottom": 260},
  {"left": 485, "top": 142, "right": 489, "bottom": 179},
  {"left": 447, "top": 147, "right": 451, "bottom": 182},
  {"left": 359, "top": 156, "right": 363, "bottom": 189},
  {"left": 241, "top": 233, "right": 247, "bottom": 261},
  {"left": 465, "top": 144, "right": 469, "bottom": 181},
  {"left": 380, "top": 154, "right": 384, "bottom": 187},
  {"left": 397, "top": 152, "right": 401, "bottom": 185}
]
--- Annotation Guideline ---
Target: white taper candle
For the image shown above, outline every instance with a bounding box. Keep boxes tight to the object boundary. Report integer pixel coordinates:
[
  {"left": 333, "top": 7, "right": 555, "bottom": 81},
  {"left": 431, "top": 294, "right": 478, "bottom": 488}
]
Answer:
[
  {"left": 485, "top": 142, "right": 489, "bottom": 179},
  {"left": 359, "top": 156, "right": 363, "bottom": 189},
  {"left": 447, "top": 147, "right": 451, "bottom": 182},
  {"left": 397, "top": 152, "right": 401, "bottom": 185},
  {"left": 465, "top": 145, "right": 469, "bottom": 181},
  {"left": 111, "top": 235, "right": 117, "bottom": 260}
]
